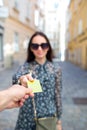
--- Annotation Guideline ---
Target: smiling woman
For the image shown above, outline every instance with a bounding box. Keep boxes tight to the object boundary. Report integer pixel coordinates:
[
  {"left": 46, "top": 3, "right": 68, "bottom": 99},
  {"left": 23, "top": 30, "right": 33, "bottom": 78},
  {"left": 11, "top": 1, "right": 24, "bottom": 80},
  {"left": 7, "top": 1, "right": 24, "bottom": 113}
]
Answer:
[{"left": 12, "top": 31, "right": 62, "bottom": 130}]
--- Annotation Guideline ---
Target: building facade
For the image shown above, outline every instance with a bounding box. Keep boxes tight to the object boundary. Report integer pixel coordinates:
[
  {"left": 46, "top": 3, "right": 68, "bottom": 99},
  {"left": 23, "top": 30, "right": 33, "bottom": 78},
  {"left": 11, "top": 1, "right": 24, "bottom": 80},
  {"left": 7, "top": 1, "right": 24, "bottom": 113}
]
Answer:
[
  {"left": 0, "top": 0, "right": 45, "bottom": 70},
  {"left": 44, "top": 0, "right": 60, "bottom": 58},
  {"left": 66, "top": 0, "right": 87, "bottom": 69}
]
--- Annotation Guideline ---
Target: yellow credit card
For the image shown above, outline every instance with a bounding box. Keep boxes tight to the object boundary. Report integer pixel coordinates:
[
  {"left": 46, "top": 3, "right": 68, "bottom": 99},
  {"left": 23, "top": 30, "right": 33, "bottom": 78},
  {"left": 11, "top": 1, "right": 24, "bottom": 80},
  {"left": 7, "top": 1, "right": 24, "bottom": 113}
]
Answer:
[{"left": 27, "top": 79, "right": 43, "bottom": 93}]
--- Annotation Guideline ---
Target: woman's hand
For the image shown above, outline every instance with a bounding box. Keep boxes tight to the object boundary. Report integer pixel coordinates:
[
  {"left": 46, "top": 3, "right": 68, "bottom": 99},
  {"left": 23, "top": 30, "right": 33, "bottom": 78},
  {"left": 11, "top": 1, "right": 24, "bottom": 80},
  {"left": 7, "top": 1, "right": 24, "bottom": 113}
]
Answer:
[
  {"left": 56, "top": 120, "right": 62, "bottom": 130},
  {"left": 19, "top": 74, "right": 34, "bottom": 87}
]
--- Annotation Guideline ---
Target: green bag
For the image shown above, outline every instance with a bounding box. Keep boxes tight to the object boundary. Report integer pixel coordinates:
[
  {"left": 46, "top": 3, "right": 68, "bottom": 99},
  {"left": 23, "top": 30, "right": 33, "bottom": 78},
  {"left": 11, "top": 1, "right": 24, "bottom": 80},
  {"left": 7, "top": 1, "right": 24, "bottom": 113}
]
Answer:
[
  {"left": 32, "top": 98, "right": 57, "bottom": 130},
  {"left": 35, "top": 116, "right": 57, "bottom": 130}
]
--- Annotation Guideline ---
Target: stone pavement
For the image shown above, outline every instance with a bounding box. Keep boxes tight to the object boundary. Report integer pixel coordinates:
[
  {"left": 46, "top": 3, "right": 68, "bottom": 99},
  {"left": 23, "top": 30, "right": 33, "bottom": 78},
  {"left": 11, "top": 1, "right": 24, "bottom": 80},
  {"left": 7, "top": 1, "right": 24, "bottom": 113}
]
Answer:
[
  {"left": 0, "top": 61, "right": 87, "bottom": 130},
  {"left": 0, "top": 64, "right": 19, "bottom": 130},
  {"left": 58, "top": 61, "right": 87, "bottom": 130}
]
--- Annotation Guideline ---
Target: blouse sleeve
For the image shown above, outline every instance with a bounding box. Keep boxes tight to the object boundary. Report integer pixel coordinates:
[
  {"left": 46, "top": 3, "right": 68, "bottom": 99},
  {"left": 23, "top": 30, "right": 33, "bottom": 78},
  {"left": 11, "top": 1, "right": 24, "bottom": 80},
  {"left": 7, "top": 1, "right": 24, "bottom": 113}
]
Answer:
[
  {"left": 55, "top": 66, "right": 62, "bottom": 120},
  {"left": 12, "top": 63, "right": 29, "bottom": 84}
]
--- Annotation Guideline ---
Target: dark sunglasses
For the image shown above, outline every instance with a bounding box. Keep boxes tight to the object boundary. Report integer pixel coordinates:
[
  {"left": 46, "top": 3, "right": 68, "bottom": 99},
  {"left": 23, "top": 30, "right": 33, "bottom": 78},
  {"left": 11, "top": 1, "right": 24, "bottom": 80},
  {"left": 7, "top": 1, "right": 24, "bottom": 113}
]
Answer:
[{"left": 31, "top": 43, "right": 49, "bottom": 50}]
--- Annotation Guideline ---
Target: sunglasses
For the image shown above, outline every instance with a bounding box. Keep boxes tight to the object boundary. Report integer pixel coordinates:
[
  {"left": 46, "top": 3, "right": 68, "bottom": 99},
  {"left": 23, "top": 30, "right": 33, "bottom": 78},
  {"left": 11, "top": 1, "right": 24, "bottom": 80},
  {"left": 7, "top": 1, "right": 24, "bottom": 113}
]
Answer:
[{"left": 31, "top": 43, "right": 49, "bottom": 50}]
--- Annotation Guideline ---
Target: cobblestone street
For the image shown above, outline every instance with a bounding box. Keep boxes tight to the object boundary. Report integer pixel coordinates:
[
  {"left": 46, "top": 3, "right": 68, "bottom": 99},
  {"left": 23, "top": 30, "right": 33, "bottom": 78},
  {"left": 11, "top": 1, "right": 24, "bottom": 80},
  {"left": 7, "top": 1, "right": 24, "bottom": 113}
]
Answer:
[{"left": 0, "top": 61, "right": 87, "bottom": 130}]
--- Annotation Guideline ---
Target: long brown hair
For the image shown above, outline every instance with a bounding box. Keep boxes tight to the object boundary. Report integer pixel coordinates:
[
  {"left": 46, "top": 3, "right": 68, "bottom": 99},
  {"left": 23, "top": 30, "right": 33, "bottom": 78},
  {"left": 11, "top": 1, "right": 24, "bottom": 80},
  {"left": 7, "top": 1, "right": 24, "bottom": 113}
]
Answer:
[{"left": 26, "top": 31, "right": 54, "bottom": 62}]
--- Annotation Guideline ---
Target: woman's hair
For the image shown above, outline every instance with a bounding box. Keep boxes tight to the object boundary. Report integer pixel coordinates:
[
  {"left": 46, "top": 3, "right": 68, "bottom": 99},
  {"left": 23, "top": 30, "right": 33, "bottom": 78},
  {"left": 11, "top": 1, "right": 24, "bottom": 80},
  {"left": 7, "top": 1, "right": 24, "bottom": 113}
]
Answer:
[{"left": 26, "top": 31, "right": 54, "bottom": 62}]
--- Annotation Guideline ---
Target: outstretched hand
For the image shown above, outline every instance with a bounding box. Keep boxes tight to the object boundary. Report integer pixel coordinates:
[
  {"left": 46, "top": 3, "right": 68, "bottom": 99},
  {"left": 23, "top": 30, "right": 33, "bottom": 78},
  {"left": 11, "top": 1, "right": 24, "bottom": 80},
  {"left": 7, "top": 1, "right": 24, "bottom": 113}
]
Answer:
[
  {"left": 6, "top": 84, "right": 34, "bottom": 109},
  {"left": 19, "top": 74, "right": 34, "bottom": 87}
]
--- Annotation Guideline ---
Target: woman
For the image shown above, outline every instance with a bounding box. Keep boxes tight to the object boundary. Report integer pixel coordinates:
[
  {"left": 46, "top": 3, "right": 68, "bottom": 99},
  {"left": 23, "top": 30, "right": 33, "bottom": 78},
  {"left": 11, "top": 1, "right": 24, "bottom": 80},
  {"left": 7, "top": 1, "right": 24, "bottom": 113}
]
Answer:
[{"left": 12, "top": 31, "right": 62, "bottom": 130}]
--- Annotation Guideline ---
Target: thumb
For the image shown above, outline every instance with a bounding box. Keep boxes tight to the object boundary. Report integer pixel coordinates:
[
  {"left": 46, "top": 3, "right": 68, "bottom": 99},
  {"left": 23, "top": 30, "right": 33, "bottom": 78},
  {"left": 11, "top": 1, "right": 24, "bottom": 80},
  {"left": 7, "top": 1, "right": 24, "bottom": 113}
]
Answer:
[{"left": 26, "top": 88, "right": 34, "bottom": 97}]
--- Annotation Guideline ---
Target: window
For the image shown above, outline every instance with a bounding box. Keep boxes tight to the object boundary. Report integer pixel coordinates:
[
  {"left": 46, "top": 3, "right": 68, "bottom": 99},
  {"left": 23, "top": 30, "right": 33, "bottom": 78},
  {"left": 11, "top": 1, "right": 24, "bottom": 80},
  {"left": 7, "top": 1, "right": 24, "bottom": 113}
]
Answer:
[
  {"left": 13, "top": 32, "right": 19, "bottom": 52},
  {"left": 78, "top": 0, "right": 82, "bottom": 4},
  {"left": 78, "top": 19, "right": 83, "bottom": 35},
  {"left": 74, "top": 1, "right": 78, "bottom": 11},
  {"left": 23, "top": 36, "right": 29, "bottom": 49},
  {"left": 14, "top": 0, "right": 19, "bottom": 10},
  {"left": 0, "top": 34, "right": 3, "bottom": 60},
  {"left": 0, "top": 0, "right": 3, "bottom": 6},
  {"left": 34, "top": 10, "right": 39, "bottom": 26},
  {"left": 68, "top": 11, "right": 72, "bottom": 23},
  {"left": 74, "top": 26, "right": 77, "bottom": 38},
  {"left": 26, "top": 2, "right": 32, "bottom": 20}
]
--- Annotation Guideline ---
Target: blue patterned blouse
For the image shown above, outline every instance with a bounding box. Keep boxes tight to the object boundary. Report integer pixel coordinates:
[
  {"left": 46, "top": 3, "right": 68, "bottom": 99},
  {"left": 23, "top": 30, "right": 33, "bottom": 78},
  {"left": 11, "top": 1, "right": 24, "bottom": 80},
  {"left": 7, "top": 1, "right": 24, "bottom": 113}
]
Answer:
[{"left": 12, "top": 60, "right": 62, "bottom": 130}]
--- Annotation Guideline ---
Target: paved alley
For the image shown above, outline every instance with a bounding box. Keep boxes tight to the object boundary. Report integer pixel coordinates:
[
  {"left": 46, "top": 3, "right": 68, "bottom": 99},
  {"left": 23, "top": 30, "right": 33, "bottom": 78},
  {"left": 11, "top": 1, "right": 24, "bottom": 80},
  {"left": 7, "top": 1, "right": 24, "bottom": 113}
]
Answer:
[{"left": 59, "top": 61, "right": 87, "bottom": 130}]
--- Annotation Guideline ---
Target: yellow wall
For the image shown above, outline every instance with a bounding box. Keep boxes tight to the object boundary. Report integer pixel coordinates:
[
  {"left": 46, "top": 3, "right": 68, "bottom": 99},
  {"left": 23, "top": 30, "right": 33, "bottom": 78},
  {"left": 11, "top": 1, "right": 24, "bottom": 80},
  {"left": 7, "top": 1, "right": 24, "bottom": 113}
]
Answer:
[{"left": 67, "top": 0, "right": 87, "bottom": 69}]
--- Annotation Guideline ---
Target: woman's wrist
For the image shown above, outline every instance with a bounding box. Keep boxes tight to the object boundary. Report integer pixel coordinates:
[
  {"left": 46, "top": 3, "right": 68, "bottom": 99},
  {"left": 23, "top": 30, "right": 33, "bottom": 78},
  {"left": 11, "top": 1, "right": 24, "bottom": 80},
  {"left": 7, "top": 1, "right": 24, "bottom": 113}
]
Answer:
[{"left": 57, "top": 120, "right": 62, "bottom": 124}]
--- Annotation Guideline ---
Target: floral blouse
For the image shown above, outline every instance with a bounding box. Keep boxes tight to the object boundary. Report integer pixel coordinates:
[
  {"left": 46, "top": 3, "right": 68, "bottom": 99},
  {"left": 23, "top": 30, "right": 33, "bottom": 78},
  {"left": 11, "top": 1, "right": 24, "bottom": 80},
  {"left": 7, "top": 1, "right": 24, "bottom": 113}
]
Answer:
[{"left": 12, "top": 60, "right": 62, "bottom": 130}]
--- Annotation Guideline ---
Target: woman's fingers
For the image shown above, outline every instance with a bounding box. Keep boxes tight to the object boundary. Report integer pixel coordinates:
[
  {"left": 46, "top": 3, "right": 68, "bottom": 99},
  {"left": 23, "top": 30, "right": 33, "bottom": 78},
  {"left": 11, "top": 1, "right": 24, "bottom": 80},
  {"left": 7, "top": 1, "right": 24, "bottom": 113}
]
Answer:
[
  {"left": 19, "top": 74, "right": 34, "bottom": 87},
  {"left": 26, "top": 74, "right": 34, "bottom": 81}
]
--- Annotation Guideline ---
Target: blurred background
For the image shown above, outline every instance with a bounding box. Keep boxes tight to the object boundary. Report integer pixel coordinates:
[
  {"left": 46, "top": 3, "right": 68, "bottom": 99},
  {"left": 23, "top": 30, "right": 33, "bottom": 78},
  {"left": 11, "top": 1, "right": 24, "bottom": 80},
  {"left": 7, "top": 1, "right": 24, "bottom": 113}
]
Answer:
[
  {"left": 0, "top": 0, "right": 87, "bottom": 70},
  {"left": 0, "top": 0, "right": 87, "bottom": 130},
  {"left": 0, "top": 0, "right": 70, "bottom": 69}
]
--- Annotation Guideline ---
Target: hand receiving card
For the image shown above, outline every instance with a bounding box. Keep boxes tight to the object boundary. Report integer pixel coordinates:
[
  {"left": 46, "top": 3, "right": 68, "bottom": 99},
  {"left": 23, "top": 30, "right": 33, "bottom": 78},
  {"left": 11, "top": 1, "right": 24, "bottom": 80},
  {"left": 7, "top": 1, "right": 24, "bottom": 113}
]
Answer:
[{"left": 27, "top": 79, "right": 43, "bottom": 93}]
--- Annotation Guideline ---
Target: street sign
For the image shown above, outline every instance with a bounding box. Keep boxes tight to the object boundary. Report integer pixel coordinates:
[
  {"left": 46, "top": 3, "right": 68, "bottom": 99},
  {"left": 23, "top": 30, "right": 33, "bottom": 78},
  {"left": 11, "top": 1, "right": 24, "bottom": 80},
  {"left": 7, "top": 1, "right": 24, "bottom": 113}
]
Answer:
[{"left": 0, "top": 7, "right": 9, "bottom": 18}]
